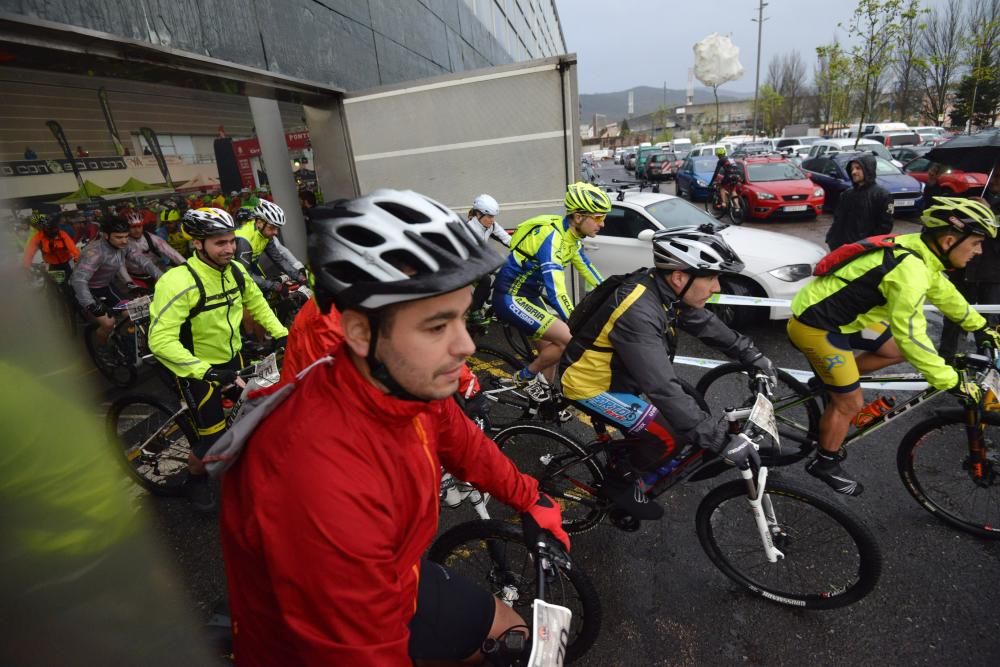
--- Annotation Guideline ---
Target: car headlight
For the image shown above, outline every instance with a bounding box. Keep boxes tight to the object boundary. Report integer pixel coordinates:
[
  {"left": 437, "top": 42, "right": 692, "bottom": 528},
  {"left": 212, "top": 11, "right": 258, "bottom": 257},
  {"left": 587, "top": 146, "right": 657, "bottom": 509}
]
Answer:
[
  {"left": 768, "top": 264, "right": 813, "bottom": 282},
  {"left": 756, "top": 191, "right": 776, "bottom": 200},
  {"left": 696, "top": 179, "right": 708, "bottom": 187},
  {"left": 813, "top": 188, "right": 824, "bottom": 197}
]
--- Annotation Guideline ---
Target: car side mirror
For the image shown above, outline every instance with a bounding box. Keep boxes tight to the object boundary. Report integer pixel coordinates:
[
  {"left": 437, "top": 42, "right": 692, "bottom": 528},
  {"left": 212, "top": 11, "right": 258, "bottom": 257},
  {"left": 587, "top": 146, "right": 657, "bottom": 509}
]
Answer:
[{"left": 638, "top": 229, "right": 656, "bottom": 242}]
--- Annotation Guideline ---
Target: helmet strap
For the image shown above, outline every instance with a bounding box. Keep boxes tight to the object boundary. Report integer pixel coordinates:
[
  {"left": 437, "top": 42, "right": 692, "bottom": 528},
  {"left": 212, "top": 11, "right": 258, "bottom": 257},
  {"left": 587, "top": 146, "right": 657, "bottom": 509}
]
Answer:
[{"left": 365, "top": 314, "right": 424, "bottom": 402}]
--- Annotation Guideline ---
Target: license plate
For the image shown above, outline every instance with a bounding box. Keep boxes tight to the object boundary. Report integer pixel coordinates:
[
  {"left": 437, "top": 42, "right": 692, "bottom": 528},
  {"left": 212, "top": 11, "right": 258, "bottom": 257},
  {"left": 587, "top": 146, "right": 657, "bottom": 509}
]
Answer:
[
  {"left": 896, "top": 199, "right": 915, "bottom": 207},
  {"left": 784, "top": 205, "right": 808, "bottom": 212}
]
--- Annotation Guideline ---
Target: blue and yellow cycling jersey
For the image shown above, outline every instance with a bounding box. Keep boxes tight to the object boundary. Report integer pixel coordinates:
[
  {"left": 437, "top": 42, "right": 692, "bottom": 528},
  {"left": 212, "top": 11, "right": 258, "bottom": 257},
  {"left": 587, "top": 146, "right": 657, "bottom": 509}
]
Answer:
[{"left": 493, "top": 215, "right": 603, "bottom": 320}]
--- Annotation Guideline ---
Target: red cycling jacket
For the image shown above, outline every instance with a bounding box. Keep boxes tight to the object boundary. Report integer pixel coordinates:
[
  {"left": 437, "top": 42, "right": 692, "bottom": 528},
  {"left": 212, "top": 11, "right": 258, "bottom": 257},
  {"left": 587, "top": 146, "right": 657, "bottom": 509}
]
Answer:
[
  {"left": 219, "top": 346, "right": 538, "bottom": 666},
  {"left": 281, "top": 298, "right": 480, "bottom": 396}
]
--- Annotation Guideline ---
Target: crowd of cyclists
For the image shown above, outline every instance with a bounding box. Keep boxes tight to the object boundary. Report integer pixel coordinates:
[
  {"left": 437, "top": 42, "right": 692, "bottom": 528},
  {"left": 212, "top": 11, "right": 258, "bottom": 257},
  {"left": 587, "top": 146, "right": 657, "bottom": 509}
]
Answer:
[{"left": 17, "top": 168, "right": 1000, "bottom": 663}]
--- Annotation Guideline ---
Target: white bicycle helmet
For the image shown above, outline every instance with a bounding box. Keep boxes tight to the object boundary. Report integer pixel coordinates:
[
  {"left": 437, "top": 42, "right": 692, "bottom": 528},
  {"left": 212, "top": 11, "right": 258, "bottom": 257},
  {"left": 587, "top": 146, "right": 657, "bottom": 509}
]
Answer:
[
  {"left": 253, "top": 199, "right": 286, "bottom": 227},
  {"left": 182, "top": 207, "right": 236, "bottom": 239},
  {"left": 472, "top": 193, "right": 500, "bottom": 217},
  {"left": 125, "top": 211, "right": 144, "bottom": 227},
  {"left": 652, "top": 226, "right": 744, "bottom": 275},
  {"left": 308, "top": 189, "right": 504, "bottom": 312}
]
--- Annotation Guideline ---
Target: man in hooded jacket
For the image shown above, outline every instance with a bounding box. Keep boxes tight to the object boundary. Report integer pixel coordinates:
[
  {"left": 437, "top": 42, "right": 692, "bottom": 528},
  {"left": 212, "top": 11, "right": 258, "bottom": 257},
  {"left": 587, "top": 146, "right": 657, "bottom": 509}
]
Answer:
[{"left": 825, "top": 153, "right": 895, "bottom": 250}]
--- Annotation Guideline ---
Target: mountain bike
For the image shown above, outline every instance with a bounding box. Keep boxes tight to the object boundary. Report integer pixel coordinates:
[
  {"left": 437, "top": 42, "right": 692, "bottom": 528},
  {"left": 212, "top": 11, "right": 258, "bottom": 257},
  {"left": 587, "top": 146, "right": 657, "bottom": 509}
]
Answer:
[
  {"left": 83, "top": 294, "right": 153, "bottom": 388},
  {"left": 695, "top": 350, "right": 1000, "bottom": 539},
  {"left": 106, "top": 352, "right": 281, "bottom": 495},
  {"left": 491, "top": 378, "right": 882, "bottom": 610},
  {"left": 705, "top": 183, "right": 744, "bottom": 224},
  {"left": 429, "top": 521, "right": 602, "bottom": 665}
]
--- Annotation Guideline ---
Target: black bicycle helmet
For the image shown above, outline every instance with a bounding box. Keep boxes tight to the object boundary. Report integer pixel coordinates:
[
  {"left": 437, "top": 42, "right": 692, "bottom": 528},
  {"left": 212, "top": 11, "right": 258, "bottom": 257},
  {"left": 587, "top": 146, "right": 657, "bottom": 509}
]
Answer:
[
  {"left": 182, "top": 207, "right": 236, "bottom": 239},
  {"left": 235, "top": 207, "right": 255, "bottom": 225},
  {"left": 652, "top": 225, "right": 744, "bottom": 275},
  {"left": 100, "top": 215, "right": 130, "bottom": 234},
  {"left": 308, "top": 189, "right": 504, "bottom": 313}
]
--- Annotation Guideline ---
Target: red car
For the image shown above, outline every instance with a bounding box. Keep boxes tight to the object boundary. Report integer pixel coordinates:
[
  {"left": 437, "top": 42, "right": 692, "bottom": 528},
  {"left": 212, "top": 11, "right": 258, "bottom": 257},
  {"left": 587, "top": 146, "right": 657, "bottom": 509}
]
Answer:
[
  {"left": 736, "top": 156, "right": 825, "bottom": 220},
  {"left": 901, "top": 157, "right": 989, "bottom": 196}
]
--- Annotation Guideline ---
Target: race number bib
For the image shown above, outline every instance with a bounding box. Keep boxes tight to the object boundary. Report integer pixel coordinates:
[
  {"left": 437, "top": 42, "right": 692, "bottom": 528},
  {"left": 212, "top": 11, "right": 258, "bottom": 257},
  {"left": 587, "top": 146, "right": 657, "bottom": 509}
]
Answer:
[{"left": 747, "top": 393, "right": 780, "bottom": 447}]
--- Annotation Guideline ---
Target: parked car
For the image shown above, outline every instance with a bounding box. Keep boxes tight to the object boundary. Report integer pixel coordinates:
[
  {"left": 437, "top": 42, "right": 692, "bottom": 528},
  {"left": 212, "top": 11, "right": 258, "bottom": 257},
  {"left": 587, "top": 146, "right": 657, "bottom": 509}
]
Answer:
[
  {"left": 624, "top": 151, "right": 637, "bottom": 171},
  {"left": 646, "top": 152, "right": 679, "bottom": 181},
  {"left": 584, "top": 191, "right": 826, "bottom": 326},
  {"left": 730, "top": 142, "right": 774, "bottom": 158},
  {"left": 901, "top": 157, "right": 989, "bottom": 196},
  {"left": 736, "top": 155, "right": 825, "bottom": 220},
  {"left": 687, "top": 143, "right": 734, "bottom": 158},
  {"left": 801, "top": 152, "right": 924, "bottom": 215},
  {"left": 889, "top": 145, "right": 931, "bottom": 163},
  {"left": 806, "top": 138, "right": 902, "bottom": 167},
  {"left": 865, "top": 131, "right": 923, "bottom": 148},
  {"left": 674, "top": 155, "right": 719, "bottom": 201},
  {"left": 786, "top": 145, "right": 813, "bottom": 165},
  {"left": 635, "top": 146, "right": 666, "bottom": 179}
]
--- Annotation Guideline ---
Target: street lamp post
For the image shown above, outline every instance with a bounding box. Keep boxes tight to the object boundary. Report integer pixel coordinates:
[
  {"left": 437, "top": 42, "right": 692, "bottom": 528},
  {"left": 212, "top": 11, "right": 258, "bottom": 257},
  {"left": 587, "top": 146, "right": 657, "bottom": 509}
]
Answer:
[{"left": 750, "top": 0, "right": 768, "bottom": 138}]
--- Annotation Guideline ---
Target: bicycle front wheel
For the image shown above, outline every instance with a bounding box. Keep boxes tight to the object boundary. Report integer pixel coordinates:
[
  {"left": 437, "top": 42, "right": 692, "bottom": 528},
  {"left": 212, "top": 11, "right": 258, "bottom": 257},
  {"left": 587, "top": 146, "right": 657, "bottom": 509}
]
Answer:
[
  {"left": 107, "top": 395, "right": 194, "bottom": 495},
  {"left": 696, "top": 363, "right": 820, "bottom": 465},
  {"left": 428, "top": 520, "right": 602, "bottom": 664},
  {"left": 493, "top": 423, "right": 607, "bottom": 533},
  {"left": 705, "top": 188, "right": 727, "bottom": 219},
  {"left": 696, "top": 479, "right": 882, "bottom": 609},
  {"left": 897, "top": 409, "right": 1000, "bottom": 539},
  {"left": 85, "top": 321, "right": 138, "bottom": 388}
]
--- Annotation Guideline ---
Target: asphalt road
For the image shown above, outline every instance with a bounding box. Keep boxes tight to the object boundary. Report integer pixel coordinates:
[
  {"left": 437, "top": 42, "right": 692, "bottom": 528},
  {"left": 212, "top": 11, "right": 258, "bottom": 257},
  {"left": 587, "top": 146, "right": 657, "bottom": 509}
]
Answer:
[{"left": 102, "top": 165, "right": 998, "bottom": 666}]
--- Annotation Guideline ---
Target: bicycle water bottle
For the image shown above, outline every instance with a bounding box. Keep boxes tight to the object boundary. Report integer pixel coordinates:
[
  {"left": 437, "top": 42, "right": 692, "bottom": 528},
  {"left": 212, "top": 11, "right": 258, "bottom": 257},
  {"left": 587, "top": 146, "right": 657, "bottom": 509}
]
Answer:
[{"left": 851, "top": 395, "right": 895, "bottom": 428}]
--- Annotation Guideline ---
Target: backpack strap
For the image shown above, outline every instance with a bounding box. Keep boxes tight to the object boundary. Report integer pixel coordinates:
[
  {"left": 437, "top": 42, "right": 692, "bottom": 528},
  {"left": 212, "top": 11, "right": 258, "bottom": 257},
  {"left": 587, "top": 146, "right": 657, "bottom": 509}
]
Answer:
[{"left": 143, "top": 230, "right": 163, "bottom": 258}]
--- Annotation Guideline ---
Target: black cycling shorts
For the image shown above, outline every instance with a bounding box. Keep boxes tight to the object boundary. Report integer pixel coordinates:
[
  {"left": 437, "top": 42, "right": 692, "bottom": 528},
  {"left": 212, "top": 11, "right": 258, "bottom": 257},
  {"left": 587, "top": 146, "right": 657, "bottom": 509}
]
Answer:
[{"left": 408, "top": 560, "right": 496, "bottom": 662}]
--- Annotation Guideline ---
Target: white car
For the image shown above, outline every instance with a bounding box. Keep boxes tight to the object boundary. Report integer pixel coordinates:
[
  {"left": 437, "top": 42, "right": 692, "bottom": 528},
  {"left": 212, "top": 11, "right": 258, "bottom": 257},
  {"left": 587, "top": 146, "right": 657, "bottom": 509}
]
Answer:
[
  {"left": 580, "top": 191, "right": 826, "bottom": 325},
  {"left": 806, "top": 138, "right": 903, "bottom": 167}
]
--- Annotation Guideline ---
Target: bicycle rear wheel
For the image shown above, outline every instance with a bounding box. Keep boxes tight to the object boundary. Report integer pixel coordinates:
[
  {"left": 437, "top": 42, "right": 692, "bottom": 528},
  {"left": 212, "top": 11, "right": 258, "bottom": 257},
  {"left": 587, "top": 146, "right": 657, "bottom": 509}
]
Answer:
[
  {"left": 492, "top": 423, "right": 607, "bottom": 533},
  {"left": 695, "top": 363, "right": 820, "bottom": 465},
  {"left": 467, "top": 346, "right": 534, "bottom": 427},
  {"left": 85, "top": 321, "right": 138, "bottom": 388},
  {"left": 705, "top": 188, "right": 727, "bottom": 219},
  {"left": 897, "top": 409, "right": 1000, "bottom": 539},
  {"left": 696, "top": 479, "right": 882, "bottom": 609},
  {"left": 107, "top": 395, "right": 194, "bottom": 495},
  {"left": 428, "top": 520, "right": 602, "bottom": 664}
]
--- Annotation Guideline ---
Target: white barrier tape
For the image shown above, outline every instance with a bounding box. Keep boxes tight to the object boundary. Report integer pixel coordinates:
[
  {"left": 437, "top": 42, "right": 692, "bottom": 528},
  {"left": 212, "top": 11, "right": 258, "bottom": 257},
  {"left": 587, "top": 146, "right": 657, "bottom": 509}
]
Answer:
[
  {"left": 673, "top": 355, "right": 930, "bottom": 391},
  {"left": 708, "top": 292, "right": 1000, "bottom": 314}
]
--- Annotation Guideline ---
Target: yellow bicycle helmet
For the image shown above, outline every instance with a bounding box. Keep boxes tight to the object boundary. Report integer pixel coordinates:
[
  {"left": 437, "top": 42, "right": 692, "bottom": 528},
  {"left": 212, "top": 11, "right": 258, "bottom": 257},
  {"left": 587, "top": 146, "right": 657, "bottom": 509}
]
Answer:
[
  {"left": 921, "top": 196, "right": 998, "bottom": 239},
  {"left": 564, "top": 181, "right": 612, "bottom": 214}
]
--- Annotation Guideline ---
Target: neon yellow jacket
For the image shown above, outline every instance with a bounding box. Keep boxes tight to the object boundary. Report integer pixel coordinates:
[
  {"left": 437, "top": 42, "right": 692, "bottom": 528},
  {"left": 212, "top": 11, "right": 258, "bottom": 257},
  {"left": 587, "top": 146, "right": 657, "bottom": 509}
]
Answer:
[
  {"left": 148, "top": 254, "right": 287, "bottom": 379},
  {"left": 792, "top": 232, "right": 986, "bottom": 390}
]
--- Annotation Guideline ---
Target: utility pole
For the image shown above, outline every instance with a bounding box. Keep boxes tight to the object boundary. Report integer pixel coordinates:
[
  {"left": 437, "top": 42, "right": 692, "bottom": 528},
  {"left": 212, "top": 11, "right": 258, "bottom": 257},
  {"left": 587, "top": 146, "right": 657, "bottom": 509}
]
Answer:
[{"left": 750, "top": 0, "right": 768, "bottom": 138}]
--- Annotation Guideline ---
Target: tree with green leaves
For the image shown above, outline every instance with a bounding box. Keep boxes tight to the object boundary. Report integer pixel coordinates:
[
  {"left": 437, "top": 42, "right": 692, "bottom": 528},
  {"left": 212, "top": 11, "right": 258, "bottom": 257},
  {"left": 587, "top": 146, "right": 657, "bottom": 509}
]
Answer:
[
  {"left": 918, "top": 0, "right": 963, "bottom": 126},
  {"left": 949, "top": 50, "right": 1000, "bottom": 129},
  {"left": 841, "top": 0, "right": 921, "bottom": 146},
  {"left": 620, "top": 119, "right": 631, "bottom": 137},
  {"left": 815, "top": 41, "right": 853, "bottom": 133},
  {"left": 959, "top": 0, "right": 1000, "bottom": 131},
  {"left": 891, "top": 5, "right": 927, "bottom": 122},
  {"left": 758, "top": 85, "right": 785, "bottom": 136}
]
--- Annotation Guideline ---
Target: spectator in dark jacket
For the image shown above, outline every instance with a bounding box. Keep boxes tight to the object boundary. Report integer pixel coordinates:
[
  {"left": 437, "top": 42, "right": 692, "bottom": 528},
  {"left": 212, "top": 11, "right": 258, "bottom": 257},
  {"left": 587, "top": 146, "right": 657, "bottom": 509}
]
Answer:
[
  {"left": 825, "top": 153, "right": 894, "bottom": 250},
  {"left": 923, "top": 163, "right": 951, "bottom": 200}
]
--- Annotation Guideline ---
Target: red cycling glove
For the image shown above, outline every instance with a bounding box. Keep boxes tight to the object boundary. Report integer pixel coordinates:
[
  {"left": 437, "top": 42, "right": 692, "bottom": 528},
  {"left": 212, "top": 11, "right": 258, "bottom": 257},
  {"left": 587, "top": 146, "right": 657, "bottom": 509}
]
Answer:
[{"left": 521, "top": 492, "right": 570, "bottom": 553}]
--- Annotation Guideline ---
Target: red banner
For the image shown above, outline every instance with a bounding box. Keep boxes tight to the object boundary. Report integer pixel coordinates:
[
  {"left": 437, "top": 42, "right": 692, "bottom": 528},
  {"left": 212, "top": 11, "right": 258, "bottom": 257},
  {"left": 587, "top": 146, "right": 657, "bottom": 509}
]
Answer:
[{"left": 231, "top": 131, "right": 310, "bottom": 190}]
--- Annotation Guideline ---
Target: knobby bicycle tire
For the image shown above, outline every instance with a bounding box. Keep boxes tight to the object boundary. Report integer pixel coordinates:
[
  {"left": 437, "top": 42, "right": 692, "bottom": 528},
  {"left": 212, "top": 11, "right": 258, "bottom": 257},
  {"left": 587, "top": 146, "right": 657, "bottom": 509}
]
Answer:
[
  {"left": 705, "top": 188, "right": 728, "bottom": 219},
  {"left": 492, "top": 423, "right": 607, "bottom": 534},
  {"left": 107, "top": 394, "right": 194, "bottom": 496},
  {"left": 696, "top": 363, "right": 820, "bottom": 465},
  {"left": 897, "top": 409, "right": 1000, "bottom": 539},
  {"left": 695, "top": 479, "right": 882, "bottom": 610},
  {"left": 427, "top": 520, "right": 602, "bottom": 664},
  {"left": 468, "top": 346, "right": 535, "bottom": 427},
  {"left": 85, "top": 321, "right": 138, "bottom": 388}
]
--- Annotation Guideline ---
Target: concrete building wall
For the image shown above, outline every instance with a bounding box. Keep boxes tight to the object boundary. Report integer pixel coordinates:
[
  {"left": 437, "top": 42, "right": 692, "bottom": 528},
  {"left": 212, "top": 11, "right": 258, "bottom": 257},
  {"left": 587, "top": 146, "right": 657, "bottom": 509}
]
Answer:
[{"left": 0, "top": 0, "right": 565, "bottom": 91}]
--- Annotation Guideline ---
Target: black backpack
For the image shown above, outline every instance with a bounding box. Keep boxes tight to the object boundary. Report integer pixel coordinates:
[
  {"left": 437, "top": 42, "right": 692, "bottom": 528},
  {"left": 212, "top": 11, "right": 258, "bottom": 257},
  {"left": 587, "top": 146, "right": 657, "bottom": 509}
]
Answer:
[
  {"left": 181, "top": 262, "right": 247, "bottom": 318},
  {"left": 567, "top": 268, "right": 648, "bottom": 336}
]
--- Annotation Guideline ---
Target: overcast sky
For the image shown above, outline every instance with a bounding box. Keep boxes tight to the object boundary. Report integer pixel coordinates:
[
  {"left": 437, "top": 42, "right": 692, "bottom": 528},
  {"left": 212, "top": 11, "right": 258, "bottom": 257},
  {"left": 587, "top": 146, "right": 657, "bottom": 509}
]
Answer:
[{"left": 557, "top": 0, "right": 951, "bottom": 94}]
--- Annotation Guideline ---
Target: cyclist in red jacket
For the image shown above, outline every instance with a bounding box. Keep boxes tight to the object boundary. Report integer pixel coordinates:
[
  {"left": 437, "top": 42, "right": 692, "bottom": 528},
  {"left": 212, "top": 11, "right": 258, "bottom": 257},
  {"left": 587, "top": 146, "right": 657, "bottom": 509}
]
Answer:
[{"left": 215, "top": 189, "right": 568, "bottom": 666}]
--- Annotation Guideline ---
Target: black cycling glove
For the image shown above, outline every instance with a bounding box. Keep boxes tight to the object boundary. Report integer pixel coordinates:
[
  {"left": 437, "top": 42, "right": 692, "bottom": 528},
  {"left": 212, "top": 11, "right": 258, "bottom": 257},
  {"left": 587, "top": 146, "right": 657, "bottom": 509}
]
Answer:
[
  {"left": 204, "top": 367, "right": 239, "bottom": 386},
  {"left": 87, "top": 302, "right": 108, "bottom": 318}
]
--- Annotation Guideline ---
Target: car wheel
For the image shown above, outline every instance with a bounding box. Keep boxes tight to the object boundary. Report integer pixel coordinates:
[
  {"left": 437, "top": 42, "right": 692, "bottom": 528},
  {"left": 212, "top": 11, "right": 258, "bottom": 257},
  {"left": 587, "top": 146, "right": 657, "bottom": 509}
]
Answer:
[
  {"left": 676, "top": 182, "right": 686, "bottom": 199},
  {"left": 708, "top": 276, "right": 765, "bottom": 330}
]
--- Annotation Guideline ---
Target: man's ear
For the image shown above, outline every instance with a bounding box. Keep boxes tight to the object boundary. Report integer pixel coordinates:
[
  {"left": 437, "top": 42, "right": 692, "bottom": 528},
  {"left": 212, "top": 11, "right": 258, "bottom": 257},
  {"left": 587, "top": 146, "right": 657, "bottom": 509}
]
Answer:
[{"left": 341, "top": 309, "right": 372, "bottom": 357}]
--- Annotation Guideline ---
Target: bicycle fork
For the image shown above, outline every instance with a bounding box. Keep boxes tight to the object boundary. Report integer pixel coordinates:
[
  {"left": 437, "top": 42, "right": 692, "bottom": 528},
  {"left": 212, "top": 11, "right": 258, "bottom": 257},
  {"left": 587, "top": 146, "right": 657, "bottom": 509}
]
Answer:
[{"left": 741, "top": 466, "right": 785, "bottom": 563}]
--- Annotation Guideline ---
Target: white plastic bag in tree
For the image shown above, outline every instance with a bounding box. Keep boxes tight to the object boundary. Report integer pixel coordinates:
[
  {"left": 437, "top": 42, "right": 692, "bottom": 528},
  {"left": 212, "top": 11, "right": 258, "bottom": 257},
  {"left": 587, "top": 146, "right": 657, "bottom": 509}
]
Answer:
[{"left": 693, "top": 33, "right": 745, "bottom": 87}]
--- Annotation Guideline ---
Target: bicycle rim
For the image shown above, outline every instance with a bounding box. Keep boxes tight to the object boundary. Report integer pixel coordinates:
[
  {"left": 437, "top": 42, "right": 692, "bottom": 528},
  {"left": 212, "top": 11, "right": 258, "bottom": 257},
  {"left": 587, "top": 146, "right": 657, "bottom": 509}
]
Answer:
[
  {"left": 85, "top": 323, "right": 138, "bottom": 388},
  {"left": 107, "top": 395, "right": 193, "bottom": 495},
  {"left": 493, "top": 424, "right": 607, "bottom": 533},
  {"left": 696, "top": 479, "right": 881, "bottom": 609},
  {"left": 897, "top": 410, "right": 1000, "bottom": 539},
  {"left": 467, "top": 346, "right": 534, "bottom": 427},
  {"left": 696, "top": 363, "right": 819, "bottom": 463},
  {"left": 427, "top": 520, "right": 602, "bottom": 664}
]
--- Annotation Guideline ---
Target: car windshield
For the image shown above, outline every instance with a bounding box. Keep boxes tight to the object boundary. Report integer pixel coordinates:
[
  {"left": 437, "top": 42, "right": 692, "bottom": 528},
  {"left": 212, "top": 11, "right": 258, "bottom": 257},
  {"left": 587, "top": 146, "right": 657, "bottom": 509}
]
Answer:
[
  {"left": 874, "top": 157, "right": 903, "bottom": 175},
  {"left": 746, "top": 162, "right": 806, "bottom": 182},
  {"left": 856, "top": 142, "right": 893, "bottom": 160},
  {"left": 691, "top": 156, "right": 717, "bottom": 171},
  {"left": 644, "top": 197, "right": 719, "bottom": 229},
  {"left": 674, "top": 150, "right": 690, "bottom": 160}
]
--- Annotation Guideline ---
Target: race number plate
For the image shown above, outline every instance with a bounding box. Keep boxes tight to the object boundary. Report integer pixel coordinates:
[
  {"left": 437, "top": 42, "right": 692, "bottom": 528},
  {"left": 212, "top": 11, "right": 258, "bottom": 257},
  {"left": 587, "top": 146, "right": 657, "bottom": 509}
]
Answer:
[
  {"left": 254, "top": 353, "right": 280, "bottom": 384},
  {"left": 747, "top": 393, "right": 780, "bottom": 447},
  {"left": 783, "top": 205, "right": 808, "bottom": 212},
  {"left": 126, "top": 295, "right": 152, "bottom": 322},
  {"left": 528, "top": 600, "right": 572, "bottom": 667},
  {"left": 983, "top": 369, "right": 1000, "bottom": 410}
]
